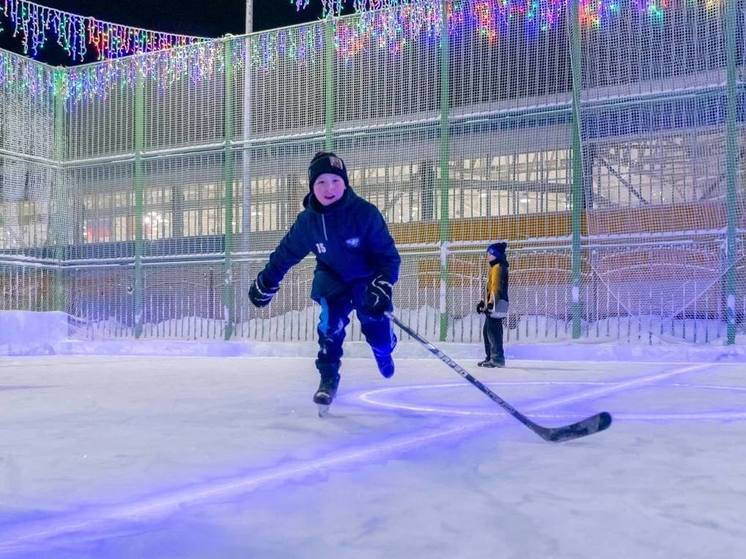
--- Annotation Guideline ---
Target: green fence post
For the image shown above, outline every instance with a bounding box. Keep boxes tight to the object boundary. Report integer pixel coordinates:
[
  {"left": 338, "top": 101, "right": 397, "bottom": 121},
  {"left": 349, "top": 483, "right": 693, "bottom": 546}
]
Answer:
[
  {"left": 569, "top": 0, "right": 584, "bottom": 339},
  {"left": 224, "top": 38, "right": 236, "bottom": 340},
  {"left": 724, "top": 0, "right": 738, "bottom": 345},
  {"left": 438, "top": 0, "right": 451, "bottom": 342},
  {"left": 325, "top": 17, "right": 335, "bottom": 152},
  {"left": 133, "top": 67, "right": 145, "bottom": 339},
  {"left": 52, "top": 68, "right": 66, "bottom": 312}
]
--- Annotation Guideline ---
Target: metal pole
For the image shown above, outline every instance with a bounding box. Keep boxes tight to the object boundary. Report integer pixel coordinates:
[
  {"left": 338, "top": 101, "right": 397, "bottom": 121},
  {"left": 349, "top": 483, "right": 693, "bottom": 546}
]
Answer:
[
  {"left": 724, "top": 0, "right": 738, "bottom": 345},
  {"left": 245, "top": 0, "right": 253, "bottom": 34},
  {"left": 133, "top": 69, "right": 145, "bottom": 338},
  {"left": 324, "top": 16, "right": 336, "bottom": 151},
  {"left": 52, "top": 68, "right": 66, "bottom": 312},
  {"left": 241, "top": 6, "right": 253, "bottom": 246},
  {"left": 569, "top": 0, "right": 584, "bottom": 339},
  {"left": 438, "top": 0, "right": 451, "bottom": 342},
  {"left": 224, "top": 38, "right": 236, "bottom": 340},
  {"left": 241, "top": 0, "right": 254, "bottom": 323}
]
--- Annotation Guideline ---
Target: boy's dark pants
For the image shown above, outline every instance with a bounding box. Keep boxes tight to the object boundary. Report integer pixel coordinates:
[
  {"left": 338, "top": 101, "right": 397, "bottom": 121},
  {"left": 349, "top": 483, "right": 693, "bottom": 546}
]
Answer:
[
  {"left": 482, "top": 316, "right": 504, "bottom": 363},
  {"left": 312, "top": 272, "right": 396, "bottom": 375}
]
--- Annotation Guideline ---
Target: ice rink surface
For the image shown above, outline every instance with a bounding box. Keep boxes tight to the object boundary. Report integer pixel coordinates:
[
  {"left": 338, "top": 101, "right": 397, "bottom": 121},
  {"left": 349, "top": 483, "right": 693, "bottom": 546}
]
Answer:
[{"left": 0, "top": 353, "right": 744, "bottom": 558}]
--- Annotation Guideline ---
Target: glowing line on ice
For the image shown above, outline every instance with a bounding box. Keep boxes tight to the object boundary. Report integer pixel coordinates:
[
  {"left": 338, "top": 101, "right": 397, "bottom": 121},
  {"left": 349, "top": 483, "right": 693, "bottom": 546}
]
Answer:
[
  {"left": 612, "top": 412, "right": 746, "bottom": 421},
  {"left": 529, "top": 363, "right": 711, "bottom": 411},
  {"left": 0, "top": 421, "right": 489, "bottom": 551},
  {"left": 356, "top": 363, "right": 746, "bottom": 421}
]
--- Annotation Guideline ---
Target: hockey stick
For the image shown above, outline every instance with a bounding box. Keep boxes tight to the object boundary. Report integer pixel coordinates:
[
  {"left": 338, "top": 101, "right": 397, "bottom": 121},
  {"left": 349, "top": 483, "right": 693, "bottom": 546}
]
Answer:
[{"left": 386, "top": 312, "right": 612, "bottom": 443}]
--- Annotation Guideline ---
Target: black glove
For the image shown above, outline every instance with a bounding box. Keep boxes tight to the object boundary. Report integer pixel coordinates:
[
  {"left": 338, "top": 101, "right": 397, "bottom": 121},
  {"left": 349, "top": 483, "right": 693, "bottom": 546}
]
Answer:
[
  {"left": 476, "top": 300, "right": 486, "bottom": 314},
  {"left": 364, "top": 275, "right": 393, "bottom": 316},
  {"left": 249, "top": 272, "right": 279, "bottom": 308}
]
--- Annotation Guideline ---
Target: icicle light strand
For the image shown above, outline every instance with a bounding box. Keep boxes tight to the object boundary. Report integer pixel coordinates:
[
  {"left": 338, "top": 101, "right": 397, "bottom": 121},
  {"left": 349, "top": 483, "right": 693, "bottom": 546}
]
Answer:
[
  {"left": 0, "top": 0, "right": 209, "bottom": 62},
  {"left": 0, "top": 0, "right": 725, "bottom": 102},
  {"left": 297, "top": 0, "right": 719, "bottom": 27}
]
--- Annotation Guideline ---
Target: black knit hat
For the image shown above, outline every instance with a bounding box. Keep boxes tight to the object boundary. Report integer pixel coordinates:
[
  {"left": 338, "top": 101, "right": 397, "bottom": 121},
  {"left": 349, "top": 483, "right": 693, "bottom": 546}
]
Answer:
[
  {"left": 487, "top": 242, "right": 507, "bottom": 257},
  {"left": 308, "top": 151, "right": 349, "bottom": 192}
]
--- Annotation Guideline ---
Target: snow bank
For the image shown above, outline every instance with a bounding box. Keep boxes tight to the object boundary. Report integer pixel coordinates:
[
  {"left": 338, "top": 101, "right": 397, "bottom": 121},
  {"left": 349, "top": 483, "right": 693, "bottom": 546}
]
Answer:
[
  {"left": 2, "top": 310, "right": 744, "bottom": 363},
  {"left": 0, "top": 311, "right": 68, "bottom": 355}
]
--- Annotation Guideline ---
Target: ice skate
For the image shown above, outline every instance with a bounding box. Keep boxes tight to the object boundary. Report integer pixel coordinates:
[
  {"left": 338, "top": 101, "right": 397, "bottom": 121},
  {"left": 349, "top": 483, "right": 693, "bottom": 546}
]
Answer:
[
  {"left": 373, "top": 351, "right": 395, "bottom": 378},
  {"left": 313, "top": 371, "right": 340, "bottom": 417},
  {"left": 480, "top": 358, "right": 505, "bottom": 368}
]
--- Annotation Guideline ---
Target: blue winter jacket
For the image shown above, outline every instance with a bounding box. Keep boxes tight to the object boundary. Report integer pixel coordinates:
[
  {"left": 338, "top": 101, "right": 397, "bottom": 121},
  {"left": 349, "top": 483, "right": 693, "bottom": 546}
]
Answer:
[{"left": 260, "top": 187, "right": 401, "bottom": 299}]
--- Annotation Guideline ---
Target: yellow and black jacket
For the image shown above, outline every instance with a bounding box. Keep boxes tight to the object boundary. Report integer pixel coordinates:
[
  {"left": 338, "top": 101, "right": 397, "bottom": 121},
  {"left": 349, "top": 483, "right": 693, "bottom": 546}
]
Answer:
[{"left": 485, "top": 256, "right": 509, "bottom": 312}]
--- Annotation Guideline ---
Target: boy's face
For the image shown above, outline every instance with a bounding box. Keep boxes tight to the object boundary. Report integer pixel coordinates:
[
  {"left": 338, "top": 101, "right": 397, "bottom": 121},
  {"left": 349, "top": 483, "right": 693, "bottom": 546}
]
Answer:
[
  {"left": 487, "top": 252, "right": 496, "bottom": 262},
  {"left": 313, "top": 173, "right": 346, "bottom": 206}
]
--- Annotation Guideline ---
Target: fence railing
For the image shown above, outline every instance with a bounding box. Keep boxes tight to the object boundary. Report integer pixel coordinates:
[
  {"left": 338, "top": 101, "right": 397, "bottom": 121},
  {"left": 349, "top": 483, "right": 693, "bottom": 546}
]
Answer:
[
  {"left": 3, "top": 236, "right": 742, "bottom": 344},
  {"left": 1, "top": 1, "right": 744, "bottom": 346}
]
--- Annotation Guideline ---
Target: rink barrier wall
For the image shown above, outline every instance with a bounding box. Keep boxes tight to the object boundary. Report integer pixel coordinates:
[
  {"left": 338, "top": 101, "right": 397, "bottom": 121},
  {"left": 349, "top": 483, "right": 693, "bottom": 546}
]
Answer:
[{"left": 2, "top": 328, "right": 745, "bottom": 363}]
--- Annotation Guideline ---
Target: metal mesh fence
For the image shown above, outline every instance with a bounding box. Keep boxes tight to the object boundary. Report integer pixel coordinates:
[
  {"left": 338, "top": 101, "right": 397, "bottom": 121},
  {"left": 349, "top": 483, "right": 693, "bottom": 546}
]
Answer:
[
  {"left": 0, "top": 52, "right": 56, "bottom": 255},
  {"left": 0, "top": 0, "right": 744, "bottom": 345}
]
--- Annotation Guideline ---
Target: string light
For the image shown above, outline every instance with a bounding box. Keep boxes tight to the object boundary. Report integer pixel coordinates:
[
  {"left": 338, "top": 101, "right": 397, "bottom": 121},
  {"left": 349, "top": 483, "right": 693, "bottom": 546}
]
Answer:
[
  {"left": 0, "top": 0, "right": 208, "bottom": 62},
  {"left": 0, "top": 48, "right": 52, "bottom": 98},
  {"left": 59, "top": 39, "right": 246, "bottom": 102},
  {"left": 0, "top": 0, "right": 723, "bottom": 102},
  {"left": 331, "top": 0, "right": 695, "bottom": 60},
  {"left": 249, "top": 23, "right": 324, "bottom": 71},
  {"left": 298, "top": 0, "right": 711, "bottom": 27}
]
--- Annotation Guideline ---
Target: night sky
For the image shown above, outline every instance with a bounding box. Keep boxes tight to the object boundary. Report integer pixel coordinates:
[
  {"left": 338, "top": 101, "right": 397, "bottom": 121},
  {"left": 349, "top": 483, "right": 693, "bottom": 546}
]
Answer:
[{"left": 0, "top": 0, "right": 332, "bottom": 65}]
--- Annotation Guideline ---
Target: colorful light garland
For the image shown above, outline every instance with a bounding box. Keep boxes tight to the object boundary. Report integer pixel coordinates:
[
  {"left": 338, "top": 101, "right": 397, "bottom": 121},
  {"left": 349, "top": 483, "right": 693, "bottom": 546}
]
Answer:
[
  {"left": 0, "top": 0, "right": 725, "bottom": 103},
  {"left": 0, "top": 48, "right": 53, "bottom": 98},
  {"left": 59, "top": 39, "right": 247, "bottom": 103},
  {"left": 297, "top": 0, "right": 716, "bottom": 27},
  {"left": 249, "top": 22, "right": 325, "bottom": 71},
  {"left": 0, "top": 0, "right": 208, "bottom": 62},
  {"left": 330, "top": 0, "right": 695, "bottom": 60},
  {"left": 295, "top": 0, "right": 422, "bottom": 18}
]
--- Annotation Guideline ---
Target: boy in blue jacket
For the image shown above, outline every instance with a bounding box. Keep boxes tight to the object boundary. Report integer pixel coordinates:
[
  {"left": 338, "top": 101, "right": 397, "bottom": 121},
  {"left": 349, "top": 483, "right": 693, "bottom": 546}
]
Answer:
[{"left": 248, "top": 152, "right": 401, "bottom": 411}]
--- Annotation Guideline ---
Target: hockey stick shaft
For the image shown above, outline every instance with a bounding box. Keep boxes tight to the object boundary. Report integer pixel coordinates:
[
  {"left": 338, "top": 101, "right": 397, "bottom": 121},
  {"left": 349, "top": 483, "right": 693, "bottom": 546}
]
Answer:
[
  {"left": 386, "top": 312, "right": 611, "bottom": 442},
  {"left": 387, "top": 313, "right": 537, "bottom": 428}
]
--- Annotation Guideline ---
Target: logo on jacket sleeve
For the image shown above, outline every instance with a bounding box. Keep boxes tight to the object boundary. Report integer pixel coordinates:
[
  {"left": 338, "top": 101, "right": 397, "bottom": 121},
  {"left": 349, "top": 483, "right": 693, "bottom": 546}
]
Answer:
[{"left": 345, "top": 237, "right": 360, "bottom": 248}]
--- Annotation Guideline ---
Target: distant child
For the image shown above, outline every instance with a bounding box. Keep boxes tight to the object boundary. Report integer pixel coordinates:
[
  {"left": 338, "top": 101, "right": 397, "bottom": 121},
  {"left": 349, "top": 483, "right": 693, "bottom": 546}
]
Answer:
[
  {"left": 476, "top": 242, "right": 509, "bottom": 368},
  {"left": 248, "top": 152, "right": 401, "bottom": 410}
]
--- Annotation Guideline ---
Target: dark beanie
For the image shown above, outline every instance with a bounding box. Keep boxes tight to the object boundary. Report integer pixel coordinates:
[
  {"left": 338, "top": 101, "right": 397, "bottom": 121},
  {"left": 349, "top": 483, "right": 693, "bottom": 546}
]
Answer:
[
  {"left": 487, "top": 242, "right": 507, "bottom": 257},
  {"left": 308, "top": 151, "right": 349, "bottom": 192}
]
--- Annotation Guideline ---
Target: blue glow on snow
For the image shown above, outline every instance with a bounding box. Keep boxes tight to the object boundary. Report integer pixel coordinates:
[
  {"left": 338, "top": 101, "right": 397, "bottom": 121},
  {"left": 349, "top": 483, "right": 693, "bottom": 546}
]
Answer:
[
  {"left": 0, "top": 420, "right": 492, "bottom": 553},
  {"left": 2, "top": 361, "right": 742, "bottom": 552}
]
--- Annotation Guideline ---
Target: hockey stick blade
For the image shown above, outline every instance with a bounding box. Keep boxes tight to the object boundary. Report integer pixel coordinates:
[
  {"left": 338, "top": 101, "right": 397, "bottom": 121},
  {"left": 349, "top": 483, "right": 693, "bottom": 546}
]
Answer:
[
  {"left": 533, "top": 411, "right": 612, "bottom": 443},
  {"left": 386, "top": 312, "right": 613, "bottom": 443}
]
